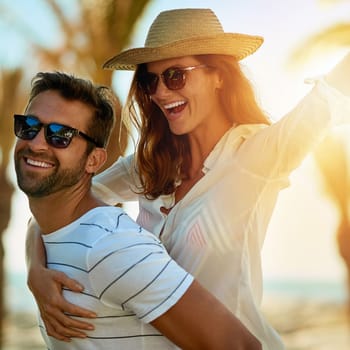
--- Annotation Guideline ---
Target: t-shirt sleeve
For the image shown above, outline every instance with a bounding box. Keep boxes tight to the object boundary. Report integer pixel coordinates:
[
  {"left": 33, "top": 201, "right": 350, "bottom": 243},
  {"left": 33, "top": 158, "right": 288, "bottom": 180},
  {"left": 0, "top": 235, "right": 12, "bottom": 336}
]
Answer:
[{"left": 87, "top": 229, "right": 194, "bottom": 323}]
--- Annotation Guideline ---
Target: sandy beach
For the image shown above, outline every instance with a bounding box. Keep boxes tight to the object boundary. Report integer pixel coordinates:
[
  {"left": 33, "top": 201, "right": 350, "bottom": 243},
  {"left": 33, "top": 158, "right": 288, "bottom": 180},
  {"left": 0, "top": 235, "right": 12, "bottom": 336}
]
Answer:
[
  {"left": 3, "top": 311, "right": 45, "bottom": 350},
  {"left": 2, "top": 297, "right": 350, "bottom": 350},
  {"left": 263, "top": 298, "right": 350, "bottom": 350}
]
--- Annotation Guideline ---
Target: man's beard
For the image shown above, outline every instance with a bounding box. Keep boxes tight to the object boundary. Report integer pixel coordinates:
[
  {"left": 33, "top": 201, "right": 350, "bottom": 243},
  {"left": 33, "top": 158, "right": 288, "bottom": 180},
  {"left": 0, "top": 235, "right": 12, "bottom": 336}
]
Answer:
[{"left": 15, "top": 149, "right": 87, "bottom": 198}]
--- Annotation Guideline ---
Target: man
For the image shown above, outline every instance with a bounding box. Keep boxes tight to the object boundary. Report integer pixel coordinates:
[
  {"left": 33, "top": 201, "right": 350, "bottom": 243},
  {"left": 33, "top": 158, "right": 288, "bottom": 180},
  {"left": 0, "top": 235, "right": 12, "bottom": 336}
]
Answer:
[{"left": 14, "top": 71, "right": 261, "bottom": 349}]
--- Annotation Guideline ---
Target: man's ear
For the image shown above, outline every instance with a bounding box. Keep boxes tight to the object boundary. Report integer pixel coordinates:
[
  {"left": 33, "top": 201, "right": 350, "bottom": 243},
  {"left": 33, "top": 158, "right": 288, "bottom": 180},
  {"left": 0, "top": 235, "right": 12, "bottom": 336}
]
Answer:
[{"left": 85, "top": 148, "right": 107, "bottom": 174}]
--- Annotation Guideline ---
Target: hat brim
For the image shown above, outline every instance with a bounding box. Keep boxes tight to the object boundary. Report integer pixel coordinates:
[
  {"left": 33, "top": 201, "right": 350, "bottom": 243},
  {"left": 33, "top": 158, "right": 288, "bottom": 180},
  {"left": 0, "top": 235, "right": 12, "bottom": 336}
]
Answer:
[{"left": 103, "top": 33, "right": 263, "bottom": 70}]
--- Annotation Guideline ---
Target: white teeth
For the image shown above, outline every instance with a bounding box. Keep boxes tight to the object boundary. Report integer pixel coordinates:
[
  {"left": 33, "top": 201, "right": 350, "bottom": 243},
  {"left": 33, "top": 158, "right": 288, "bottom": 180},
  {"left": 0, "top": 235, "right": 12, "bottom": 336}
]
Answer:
[
  {"left": 26, "top": 158, "right": 52, "bottom": 168},
  {"left": 164, "top": 101, "right": 185, "bottom": 109}
]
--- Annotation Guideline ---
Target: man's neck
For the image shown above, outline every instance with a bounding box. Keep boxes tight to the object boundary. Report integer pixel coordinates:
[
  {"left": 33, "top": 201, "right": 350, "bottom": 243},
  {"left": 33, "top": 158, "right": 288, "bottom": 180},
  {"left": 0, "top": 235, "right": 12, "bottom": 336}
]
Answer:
[{"left": 29, "top": 187, "right": 106, "bottom": 234}]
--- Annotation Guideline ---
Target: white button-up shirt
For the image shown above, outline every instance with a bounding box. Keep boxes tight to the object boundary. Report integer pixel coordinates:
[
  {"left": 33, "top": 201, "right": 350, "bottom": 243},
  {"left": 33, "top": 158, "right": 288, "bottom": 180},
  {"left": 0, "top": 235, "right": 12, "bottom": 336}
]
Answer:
[{"left": 93, "top": 77, "right": 350, "bottom": 349}]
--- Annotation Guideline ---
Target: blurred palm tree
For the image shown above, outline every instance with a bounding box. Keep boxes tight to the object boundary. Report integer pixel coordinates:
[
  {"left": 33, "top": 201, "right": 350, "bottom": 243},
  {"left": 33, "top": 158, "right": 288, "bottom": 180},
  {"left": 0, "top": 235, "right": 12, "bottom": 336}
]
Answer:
[
  {"left": 289, "top": 0, "right": 350, "bottom": 65},
  {"left": 27, "top": 0, "right": 151, "bottom": 170},
  {"left": 313, "top": 134, "right": 350, "bottom": 311},
  {"left": 0, "top": 0, "right": 151, "bottom": 346},
  {"left": 0, "top": 68, "right": 26, "bottom": 346},
  {"left": 289, "top": 0, "right": 350, "bottom": 311}
]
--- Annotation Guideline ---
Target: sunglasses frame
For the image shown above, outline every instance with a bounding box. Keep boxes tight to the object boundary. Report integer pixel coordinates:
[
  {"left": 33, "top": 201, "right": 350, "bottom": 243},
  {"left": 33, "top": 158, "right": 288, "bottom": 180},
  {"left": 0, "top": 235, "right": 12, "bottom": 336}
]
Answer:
[
  {"left": 14, "top": 114, "right": 102, "bottom": 149},
  {"left": 138, "top": 64, "right": 208, "bottom": 95}
]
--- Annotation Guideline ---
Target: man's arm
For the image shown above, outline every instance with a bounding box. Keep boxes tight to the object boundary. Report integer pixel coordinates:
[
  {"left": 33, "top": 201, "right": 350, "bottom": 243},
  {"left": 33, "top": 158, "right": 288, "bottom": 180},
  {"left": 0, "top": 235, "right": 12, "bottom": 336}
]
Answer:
[{"left": 151, "top": 280, "right": 261, "bottom": 350}]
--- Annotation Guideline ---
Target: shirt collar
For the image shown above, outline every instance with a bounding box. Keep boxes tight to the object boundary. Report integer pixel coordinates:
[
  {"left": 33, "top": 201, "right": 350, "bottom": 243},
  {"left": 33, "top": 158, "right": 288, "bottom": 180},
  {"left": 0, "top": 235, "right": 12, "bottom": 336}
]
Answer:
[{"left": 203, "top": 124, "right": 266, "bottom": 172}]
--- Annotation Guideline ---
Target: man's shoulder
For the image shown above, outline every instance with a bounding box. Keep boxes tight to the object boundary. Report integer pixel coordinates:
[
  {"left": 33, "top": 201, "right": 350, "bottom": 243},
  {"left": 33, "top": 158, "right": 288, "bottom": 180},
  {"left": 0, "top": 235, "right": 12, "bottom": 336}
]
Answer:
[
  {"left": 84, "top": 207, "right": 168, "bottom": 274},
  {"left": 79, "top": 206, "right": 139, "bottom": 233},
  {"left": 80, "top": 206, "right": 160, "bottom": 246}
]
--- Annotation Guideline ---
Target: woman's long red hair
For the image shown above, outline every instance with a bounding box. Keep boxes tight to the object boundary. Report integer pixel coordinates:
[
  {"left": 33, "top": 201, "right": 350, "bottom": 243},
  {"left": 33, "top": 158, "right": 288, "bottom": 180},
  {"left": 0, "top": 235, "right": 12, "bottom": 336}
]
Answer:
[{"left": 123, "top": 55, "right": 271, "bottom": 199}]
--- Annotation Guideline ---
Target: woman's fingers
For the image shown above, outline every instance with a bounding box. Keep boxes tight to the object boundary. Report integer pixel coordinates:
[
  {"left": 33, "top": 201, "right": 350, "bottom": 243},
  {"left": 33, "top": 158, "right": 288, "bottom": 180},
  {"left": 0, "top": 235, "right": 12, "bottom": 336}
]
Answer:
[
  {"left": 39, "top": 302, "right": 96, "bottom": 340},
  {"left": 48, "top": 296, "right": 97, "bottom": 320},
  {"left": 52, "top": 271, "right": 84, "bottom": 293},
  {"left": 30, "top": 268, "right": 97, "bottom": 340}
]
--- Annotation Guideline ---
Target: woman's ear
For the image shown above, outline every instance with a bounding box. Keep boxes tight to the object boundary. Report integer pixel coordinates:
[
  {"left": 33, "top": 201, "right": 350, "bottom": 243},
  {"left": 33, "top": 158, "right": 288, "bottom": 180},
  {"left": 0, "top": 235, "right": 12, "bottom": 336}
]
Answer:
[{"left": 85, "top": 148, "right": 107, "bottom": 174}]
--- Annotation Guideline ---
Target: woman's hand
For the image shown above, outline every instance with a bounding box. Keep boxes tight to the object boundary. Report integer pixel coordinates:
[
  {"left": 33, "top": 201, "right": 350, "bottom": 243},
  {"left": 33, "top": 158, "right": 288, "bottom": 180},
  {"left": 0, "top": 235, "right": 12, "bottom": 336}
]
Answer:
[{"left": 27, "top": 266, "right": 97, "bottom": 342}]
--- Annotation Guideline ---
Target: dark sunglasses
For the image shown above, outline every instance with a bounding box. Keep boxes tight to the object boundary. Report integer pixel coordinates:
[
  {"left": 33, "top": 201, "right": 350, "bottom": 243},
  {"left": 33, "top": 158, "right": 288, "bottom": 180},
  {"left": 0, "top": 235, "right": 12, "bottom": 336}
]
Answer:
[
  {"left": 137, "top": 64, "right": 209, "bottom": 95},
  {"left": 14, "top": 114, "right": 102, "bottom": 149}
]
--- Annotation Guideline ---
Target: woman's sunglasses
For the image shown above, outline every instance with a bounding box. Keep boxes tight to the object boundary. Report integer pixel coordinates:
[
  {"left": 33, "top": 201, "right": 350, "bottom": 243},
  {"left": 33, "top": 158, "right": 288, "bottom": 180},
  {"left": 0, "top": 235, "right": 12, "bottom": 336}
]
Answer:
[
  {"left": 14, "top": 114, "right": 102, "bottom": 149},
  {"left": 137, "top": 64, "right": 208, "bottom": 95}
]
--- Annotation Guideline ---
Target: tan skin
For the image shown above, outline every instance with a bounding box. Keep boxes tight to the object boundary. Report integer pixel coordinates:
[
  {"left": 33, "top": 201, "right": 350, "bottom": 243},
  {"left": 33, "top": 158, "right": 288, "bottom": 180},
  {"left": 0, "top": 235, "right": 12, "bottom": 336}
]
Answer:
[
  {"left": 26, "top": 56, "right": 238, "bottom": 340},
  {"left": 17, "top": 91, "right": 107, "bottom": 233},
  {"left": 147, "top": 56, "right": 233, "bottom": 205},
  {"left": 26, "top": 53, "right": 350, "bottom": 342},
  {"left": 25, "top": 52, "right": 350, "bottom": 348},
  {"left": 24, "top": 90, "right": 261, "bottom": 349},
  {"left": 26, "top": 56, "right": 232, "bottom": 330}
]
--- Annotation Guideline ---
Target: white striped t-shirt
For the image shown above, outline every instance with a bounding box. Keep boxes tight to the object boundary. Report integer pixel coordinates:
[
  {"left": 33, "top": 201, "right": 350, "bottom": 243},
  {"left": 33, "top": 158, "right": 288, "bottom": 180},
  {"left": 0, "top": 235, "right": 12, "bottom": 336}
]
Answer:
[{"left": 40, "top": 206, "right": 193, "bottom": 349}]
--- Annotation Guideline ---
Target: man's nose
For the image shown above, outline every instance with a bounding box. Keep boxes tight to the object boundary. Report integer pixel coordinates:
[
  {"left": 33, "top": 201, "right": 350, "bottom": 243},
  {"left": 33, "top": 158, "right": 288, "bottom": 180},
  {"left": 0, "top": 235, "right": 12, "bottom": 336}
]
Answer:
[{"left": 28, "top": 128, "right": 49, "bottom": 150}]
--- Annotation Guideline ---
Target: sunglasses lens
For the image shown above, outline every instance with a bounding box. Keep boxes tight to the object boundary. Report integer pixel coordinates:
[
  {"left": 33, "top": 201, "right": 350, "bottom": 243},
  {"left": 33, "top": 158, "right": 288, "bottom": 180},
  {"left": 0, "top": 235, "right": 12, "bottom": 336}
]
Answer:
[
  {"left": 138, "top": 65, "right": 207, "bottom": 95},
  {"left": 139, "top": 72, "right": 159, "bottom": 95},
  {"left": 14, "top": 115, "right": 41, "bottom": 140},
  {"left": 46, "top": 124, "right": 75, "bottom": 148},
  {"left": 138, "top": 68, "right": 187, "bottom": 94},
  {"left": 163, "top": 68, "right": 185, "bottom": 90},
  {"left": 14, "top": 114, "right": 90, "bottom": 149}
]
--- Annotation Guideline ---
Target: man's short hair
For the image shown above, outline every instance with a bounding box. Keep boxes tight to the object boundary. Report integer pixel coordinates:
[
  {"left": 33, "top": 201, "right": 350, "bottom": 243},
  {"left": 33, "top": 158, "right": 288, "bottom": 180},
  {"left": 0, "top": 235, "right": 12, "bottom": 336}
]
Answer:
[{"left": 27, "top": 71, "right": 115, "bottom": 150}]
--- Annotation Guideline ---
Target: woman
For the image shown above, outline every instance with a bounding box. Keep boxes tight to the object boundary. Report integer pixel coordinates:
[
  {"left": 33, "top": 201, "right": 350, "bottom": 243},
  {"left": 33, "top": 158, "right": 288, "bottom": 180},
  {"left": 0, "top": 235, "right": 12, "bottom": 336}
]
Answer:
[{"left": 26, "top": 8, "right": 350, "bottom": 350}]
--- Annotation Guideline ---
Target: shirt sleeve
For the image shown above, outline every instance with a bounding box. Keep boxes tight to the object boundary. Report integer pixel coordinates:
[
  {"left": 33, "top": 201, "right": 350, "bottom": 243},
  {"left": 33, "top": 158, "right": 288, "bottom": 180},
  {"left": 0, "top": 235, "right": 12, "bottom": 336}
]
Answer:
[
  {"left": 92, "top": 154, "right": 140, "bottom": 204},
  {"left": 308, "top": 76, "right": 350, "bottom": 127},
  {"left": 87, "top": 229, "right": 194, "bottom": 323},
  {"left": 236, "top": 73, "right": 350, "bottom": 180}
]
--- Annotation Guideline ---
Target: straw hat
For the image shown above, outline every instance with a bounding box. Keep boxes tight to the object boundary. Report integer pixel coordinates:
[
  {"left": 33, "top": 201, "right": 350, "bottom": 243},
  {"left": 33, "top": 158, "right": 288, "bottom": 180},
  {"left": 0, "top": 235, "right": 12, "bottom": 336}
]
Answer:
[{"left": 103, "top": 8, "right": 264, "bottom": 70}]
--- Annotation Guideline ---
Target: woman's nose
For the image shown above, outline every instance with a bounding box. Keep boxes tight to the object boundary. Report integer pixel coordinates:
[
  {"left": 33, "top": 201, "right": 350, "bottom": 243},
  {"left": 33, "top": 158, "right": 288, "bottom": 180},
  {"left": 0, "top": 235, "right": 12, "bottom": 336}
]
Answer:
[{"left": 153, "top": 77, "right": 171, "bottom": 96}]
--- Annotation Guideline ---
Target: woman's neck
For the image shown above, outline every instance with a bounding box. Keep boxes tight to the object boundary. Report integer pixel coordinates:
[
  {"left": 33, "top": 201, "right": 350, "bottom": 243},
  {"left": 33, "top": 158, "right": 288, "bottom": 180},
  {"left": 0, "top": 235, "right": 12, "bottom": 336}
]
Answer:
[{"left": 186, "top": 121, "right": 232, "bottom": 177}]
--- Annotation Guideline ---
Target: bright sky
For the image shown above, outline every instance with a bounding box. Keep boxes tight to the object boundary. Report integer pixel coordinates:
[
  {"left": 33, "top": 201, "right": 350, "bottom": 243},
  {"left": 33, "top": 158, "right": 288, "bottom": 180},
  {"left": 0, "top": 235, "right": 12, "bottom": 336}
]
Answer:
[{"left": 3, "top": 0, "right": 350, "bottom": 309}]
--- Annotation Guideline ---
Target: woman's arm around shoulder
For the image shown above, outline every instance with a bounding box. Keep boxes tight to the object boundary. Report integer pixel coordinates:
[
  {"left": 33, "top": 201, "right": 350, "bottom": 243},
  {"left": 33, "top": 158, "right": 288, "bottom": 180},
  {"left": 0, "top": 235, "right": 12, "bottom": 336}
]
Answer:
[{"left": 26, "top": 218, "right": 97, "bottom": 342}]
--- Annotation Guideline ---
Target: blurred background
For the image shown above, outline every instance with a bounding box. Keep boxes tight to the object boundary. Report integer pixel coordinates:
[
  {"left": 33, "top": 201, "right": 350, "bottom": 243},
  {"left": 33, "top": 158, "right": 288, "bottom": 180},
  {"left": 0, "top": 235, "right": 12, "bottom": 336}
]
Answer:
[{"left": 1, "top": 0, "right": 350, "bottom": 349}]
